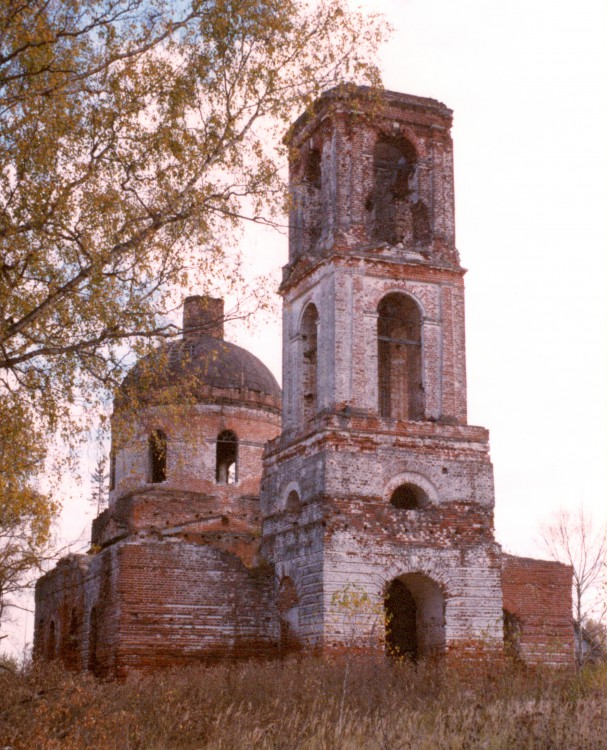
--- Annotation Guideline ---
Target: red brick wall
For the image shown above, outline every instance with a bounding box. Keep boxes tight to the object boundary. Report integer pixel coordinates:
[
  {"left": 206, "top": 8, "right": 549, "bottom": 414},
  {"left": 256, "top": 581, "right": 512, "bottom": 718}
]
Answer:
[
  {"left": 502, "top": 554, "right": 574, "bottom": 666},
  {"left": 113, "top": 541, "right": 277, "bottom": 676}
]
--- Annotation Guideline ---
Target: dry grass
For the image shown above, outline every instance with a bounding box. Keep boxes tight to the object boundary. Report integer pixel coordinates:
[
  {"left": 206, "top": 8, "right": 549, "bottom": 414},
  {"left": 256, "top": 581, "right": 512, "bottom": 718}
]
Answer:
[{"left": 1, "top": 655, "right": 606, "bottom": 749}]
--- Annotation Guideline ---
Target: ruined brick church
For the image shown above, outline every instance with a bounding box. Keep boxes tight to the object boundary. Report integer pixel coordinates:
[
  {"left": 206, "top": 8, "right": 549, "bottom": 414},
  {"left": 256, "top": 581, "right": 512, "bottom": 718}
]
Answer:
[{"left": 35, "top": 87, "right": 574, "bottom": 677}]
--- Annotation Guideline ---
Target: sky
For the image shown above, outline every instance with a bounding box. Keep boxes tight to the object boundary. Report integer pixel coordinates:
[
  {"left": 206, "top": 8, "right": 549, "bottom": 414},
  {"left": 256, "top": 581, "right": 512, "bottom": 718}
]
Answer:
[
  {"left": 4, "top": 0, "right": 606, "bottom": 657},
  {"left": 237, "top": 0, "right": 607, "bottom": 555}
]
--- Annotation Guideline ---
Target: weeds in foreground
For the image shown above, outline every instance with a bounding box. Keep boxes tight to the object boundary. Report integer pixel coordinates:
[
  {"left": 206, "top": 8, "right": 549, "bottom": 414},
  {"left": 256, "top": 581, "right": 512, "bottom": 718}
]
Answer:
[{"left": 0, "top": 656, "right": 606, "bottom": 749}]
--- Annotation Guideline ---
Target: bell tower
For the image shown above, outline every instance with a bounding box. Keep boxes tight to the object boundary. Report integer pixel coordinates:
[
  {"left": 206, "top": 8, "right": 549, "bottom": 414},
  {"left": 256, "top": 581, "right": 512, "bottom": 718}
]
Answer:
[{"left": 261, "top": 87, "right": 503, "bottom": 657}]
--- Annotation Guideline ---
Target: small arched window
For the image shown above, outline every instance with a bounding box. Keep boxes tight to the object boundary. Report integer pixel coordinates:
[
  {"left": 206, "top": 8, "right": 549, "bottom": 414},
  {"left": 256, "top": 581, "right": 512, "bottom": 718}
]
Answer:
[
  {"left": 216, "top": 430, "right": 238, "bottom": 484},
  {"left": 149, "top": 429, "right": 167, "bottom": 483},
  {"left": 390, "top": 483, "right": 428, "bottom": 510},
  {"left": 286, "top": 490, "right": 301, "bottom": 513},
  {"left": 301, "top": 303, "right": 319, "bottom": 421},
  {"left": 378, "top": 293, "right": 423, "bottom": 420}
]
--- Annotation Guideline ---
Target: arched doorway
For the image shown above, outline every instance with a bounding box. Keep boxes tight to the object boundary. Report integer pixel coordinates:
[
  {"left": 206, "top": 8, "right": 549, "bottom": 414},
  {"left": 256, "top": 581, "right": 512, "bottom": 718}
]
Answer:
[{"left": 384, "top": 573, "right": 445, "bottom": 660}]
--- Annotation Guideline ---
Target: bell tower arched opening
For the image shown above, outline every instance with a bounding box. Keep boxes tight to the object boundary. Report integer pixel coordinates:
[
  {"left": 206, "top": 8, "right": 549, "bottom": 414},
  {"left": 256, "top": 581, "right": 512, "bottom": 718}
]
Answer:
[
  {"left": 385, "top": 573, "right": 445, "bottom": 660},
  {"left": 378, "top": 293, "right": 423, "bottom": 420},
  {"left": 301, "top": 303, "right": 319, "bottom": 422},
  {"left": 365, "top": 135, "right": 417, "bottom": 245}
]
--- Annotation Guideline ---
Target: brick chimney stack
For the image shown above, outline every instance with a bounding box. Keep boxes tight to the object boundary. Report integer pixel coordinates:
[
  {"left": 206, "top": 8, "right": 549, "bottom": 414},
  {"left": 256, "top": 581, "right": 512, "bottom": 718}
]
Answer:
[{"left": 183, "top": 296, "right": 224, "bottom": 341}]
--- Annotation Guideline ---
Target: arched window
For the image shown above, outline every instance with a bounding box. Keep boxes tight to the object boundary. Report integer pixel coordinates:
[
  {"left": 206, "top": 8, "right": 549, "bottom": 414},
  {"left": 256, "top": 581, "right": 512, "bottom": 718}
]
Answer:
[
  {"left": 367, "top": 135, "right": 417, "bottom": 245},
  {"left": 216, "top": 430, "right": 238, "bottom": 484},
  {"left": 302, "top": 147, "right": 322, "bottom": 254},
  {"left": 378, "top": 293, "right": 423, "bottom": 420},
  {"left": 390, "top": 483, "right": 428, "bottom": 510},
  {"left": 286, "top": 490, "right": 301, "bottom": 513},
  {"left": 148, "top": 429, "right": 167, "bottom": 483},
  {"left": 366, "top": 133, "right": 431, "bottom": 248},
  {"left": 301, "top": 303, "right": 319, "bottom": 421}
]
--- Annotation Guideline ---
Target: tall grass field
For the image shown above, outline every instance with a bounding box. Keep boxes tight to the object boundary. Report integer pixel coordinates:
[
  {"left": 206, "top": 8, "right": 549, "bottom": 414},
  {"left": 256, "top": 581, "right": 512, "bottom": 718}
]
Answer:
[{"left": 1, "top": 655, "right": 606, "bottom": 749}]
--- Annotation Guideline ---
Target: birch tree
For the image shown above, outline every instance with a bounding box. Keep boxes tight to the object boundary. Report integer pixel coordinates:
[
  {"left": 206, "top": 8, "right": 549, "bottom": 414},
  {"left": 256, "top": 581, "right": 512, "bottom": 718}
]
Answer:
[{"left": 540, "top": 506, "right": 607, "bottom": 665}]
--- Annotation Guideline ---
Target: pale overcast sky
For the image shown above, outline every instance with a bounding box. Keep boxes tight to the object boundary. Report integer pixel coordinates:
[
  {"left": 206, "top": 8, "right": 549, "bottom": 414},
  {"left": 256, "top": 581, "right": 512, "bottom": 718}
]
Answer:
[
  {"left": 239, "top": 0, "right": 607, "bottom": 554},
  {"left": 5, "top": 0, "right": 606, "bottom": 656}
]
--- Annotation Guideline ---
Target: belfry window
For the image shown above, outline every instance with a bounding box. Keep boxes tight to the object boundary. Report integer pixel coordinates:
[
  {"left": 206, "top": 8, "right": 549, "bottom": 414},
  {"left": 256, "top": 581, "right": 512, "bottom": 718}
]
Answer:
[
  {"left": 148, "top": 429, "right": 167, "bottom": 483},
  {"left": 378, "top": 293, "right": 423, "bottom": 420},
  {"left": 301, "top": 304, "right": 319, "bottom": 421},
  {"left": 366, "top": 133, "right": 431, "bottom": 249},
  {"left": 367, "top": 135, "right": 417, "bottom": 245},
  {"left": 216, "top": 430, "right": 238, "bottom": 484}
]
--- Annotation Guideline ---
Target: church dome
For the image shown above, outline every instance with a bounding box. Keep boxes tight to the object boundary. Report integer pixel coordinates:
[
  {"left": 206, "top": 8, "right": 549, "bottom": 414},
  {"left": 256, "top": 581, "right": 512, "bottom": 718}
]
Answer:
[{"left": 117, "top": 296, "right": 281, "bottom": 413}]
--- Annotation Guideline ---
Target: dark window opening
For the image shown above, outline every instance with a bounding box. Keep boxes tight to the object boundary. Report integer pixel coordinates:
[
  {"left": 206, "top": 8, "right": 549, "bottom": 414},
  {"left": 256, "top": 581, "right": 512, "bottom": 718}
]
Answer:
[
  {"left": 294, "top": 146, "right": 322, "bottom": 255},
  {"left": 216, "top": 430, "right": 238, "bottom": 484},
  {"left": 149, "top": 429, "right": 167, "bottom": 483},
  {"left": 367, "top": 135, "right": 418, "bottom": 245},
  {"left": 304, "top": 148, "right": 322, "bottom": 189},
  {"left": 301, "top": 304, "right": 319, "bottom": 422},
  {"left": 390, "top": 483, "right": 428, "bottom": 510},
  {"left": 378, "top": 293, "right": 423, "bottom": 420},
  {"left": 286, "top": 490, "right": 300, "bottom": 513}
]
